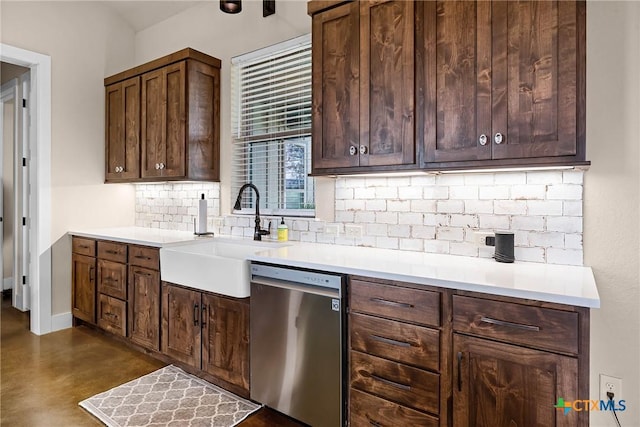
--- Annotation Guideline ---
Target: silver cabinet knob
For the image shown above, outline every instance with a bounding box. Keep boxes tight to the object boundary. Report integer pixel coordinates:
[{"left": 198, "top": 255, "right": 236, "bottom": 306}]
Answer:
[
  {"left": 155, "top": 163, "right": 160, "bottom": 170},
  {"left": 494, "top": 133, "right": 504, "bottom": 144},
  {"left": 359, "top": 145, "right": 368, "bottom": 155},
  {"left": 159, "top": 162, "right": 165, "bottom": 170},
  {"left": 349, "top": 146, "right": 357, "bottom": 156},
  {"left": 479, "top": 134, "right": 488, "bottom": 146}
]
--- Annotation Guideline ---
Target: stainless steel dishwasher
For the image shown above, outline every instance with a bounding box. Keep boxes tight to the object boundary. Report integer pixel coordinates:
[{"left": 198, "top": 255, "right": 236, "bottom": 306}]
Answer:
[{"left": 250, "top": 263, "right": 346, "bottom": 427}]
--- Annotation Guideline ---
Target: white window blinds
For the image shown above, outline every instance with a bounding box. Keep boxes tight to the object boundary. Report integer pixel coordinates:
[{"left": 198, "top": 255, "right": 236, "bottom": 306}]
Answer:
[{"left": 231, "top": 34, "right": 314, "bottom": 216}]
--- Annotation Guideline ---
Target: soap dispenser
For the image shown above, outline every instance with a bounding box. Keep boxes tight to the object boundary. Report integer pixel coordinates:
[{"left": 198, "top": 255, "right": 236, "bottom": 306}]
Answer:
[{"left": 277, "top": 217, "right": 288, "bottom": 242}]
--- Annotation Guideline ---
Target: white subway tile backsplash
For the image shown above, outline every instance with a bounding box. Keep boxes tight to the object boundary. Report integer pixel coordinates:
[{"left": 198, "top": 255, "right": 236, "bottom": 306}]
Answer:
[
  {"left": 450, "top": 185, "right": 479, "bottom": 200},
  {"left": 136, "top": 171, "right": 584, "bottom": 266},
  {"left": 423, "top": 186, "right": 449, "bottom": 200},
  {"left": 400, "top": 238, "right": 424, "bottom": 251},
  {"left": 436, "top": 227, "right": 464, "bottom": 242},
  {"left": 529, "top": 232, "right": 565, "bottom": 248},
  {"left": 527, "top": 200, "right": 564, "bottom": 216},
  {"left": 354, "top": 187, "right": 376, "bottom": 199},
  {"left": 494, "top": 172, "right": 527, "bottom": 184},
  {"left": 478, "top": 214, "right": 510, "bottom": 230},
  {"left": 515, "top": 247, "right": 546, "bottom": 263},
  {"left": 547, "top": 216, "right": 583, "bottom": 233},
  {"left": 398, "top": 212, "right": 424, "bottom": 225},
  {"left": 547, "top": 184, "right": 582, "bottom": 200},
  {"left": 494, "top": 200, "right": 527, "bottom": 215},
  {"left": 398, "top": 186, "right": 423, "bottom": 199},
  {"left": 547, "top": 248, "right": 583, "bottom": 266},
  {"left": 526, "top": 171, "right": 563, "bottom": 184},
  {"left": 511, "top": 215, "right": 545, "bottom": 231},
  {"left": 412, "top": 225, "right": 436, "bottom": 239},
  {"left": 437, "top": 200, "right": 465, "bottom": 214},
  {"left": 450, "top": 214, "right": 479, "bottom": 228},
  {"left": 424, "top": 239, "right": 450, "bottom": 254},
  {"left": 479, "top": 185, "right": 510, "bottom": 200}
]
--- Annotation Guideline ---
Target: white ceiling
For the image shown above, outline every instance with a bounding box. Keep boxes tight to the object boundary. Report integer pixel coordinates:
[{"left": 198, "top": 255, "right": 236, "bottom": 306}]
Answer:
[{"left": 102, "top": 1, "right": 206, "bottom": 33}]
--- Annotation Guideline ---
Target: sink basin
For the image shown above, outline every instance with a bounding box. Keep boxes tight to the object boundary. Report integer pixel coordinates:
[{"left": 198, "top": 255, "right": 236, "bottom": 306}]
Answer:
[{"left": 160, "top": 238, "right": 289, "bottom": 298}]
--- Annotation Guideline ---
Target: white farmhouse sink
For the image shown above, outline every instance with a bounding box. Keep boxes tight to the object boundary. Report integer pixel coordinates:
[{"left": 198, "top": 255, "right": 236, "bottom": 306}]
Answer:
[{"left": 160, "top": 238, "right": 289, "bottom": 298}]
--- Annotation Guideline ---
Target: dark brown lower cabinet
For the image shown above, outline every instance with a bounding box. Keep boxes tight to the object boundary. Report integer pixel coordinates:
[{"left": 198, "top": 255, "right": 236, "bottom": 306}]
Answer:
[
  {"left": 161, "top": 282, "right": 250, "bottom": 393},
  {"left": 128, "top": 266, "right": 160, "bottom": 351},
  {"left": 71, "top": 253, "right": 96, "bottom": 324},
  {"left": 201, "top": 294, "right": 249, "bottom": 391},
  {"left": 97, "top": 294, "right": 127, "bottom": 336},
  {"left": 453, "top": 334, "right": 579, "bottom": 427}
]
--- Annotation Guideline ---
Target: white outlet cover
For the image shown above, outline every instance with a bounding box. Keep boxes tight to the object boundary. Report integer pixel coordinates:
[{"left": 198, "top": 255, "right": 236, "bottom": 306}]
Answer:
[{"left": 599, "top": 374, "right": 622, "bottom": 401}]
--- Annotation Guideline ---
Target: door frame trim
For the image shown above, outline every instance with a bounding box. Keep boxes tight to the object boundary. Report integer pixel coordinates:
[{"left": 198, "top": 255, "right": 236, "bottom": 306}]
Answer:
[{"left": 1, "top": 43, "right": 52, "bottom": 335}]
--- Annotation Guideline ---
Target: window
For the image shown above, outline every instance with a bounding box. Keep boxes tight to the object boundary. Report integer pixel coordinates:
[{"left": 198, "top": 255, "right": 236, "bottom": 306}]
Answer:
[{"left": 231, "top": 34, "right": 314, "bottom": 216}]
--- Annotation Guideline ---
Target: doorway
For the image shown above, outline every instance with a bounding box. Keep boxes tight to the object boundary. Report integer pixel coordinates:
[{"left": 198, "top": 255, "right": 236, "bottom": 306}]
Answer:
[
  {"left": 0, "top": 44, "right": 52, "bottom": 335},
  {"left": 1, "top": 63, "right": 30, "bottom": 313}
]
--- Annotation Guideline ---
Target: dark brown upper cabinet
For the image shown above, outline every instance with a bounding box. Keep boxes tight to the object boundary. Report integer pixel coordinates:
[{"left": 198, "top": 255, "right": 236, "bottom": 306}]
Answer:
[
  {"left": 311, "top": 0, "right": 416, "bottom": 174},
  {"left": 104, "top": 48, "right": 221, "bottom": 182},
  {"left": 420, "top": 0, "right": 587, "bottom": 169},
  {"left": 105, "top": 77, "right": 140, "bottom": 181}
]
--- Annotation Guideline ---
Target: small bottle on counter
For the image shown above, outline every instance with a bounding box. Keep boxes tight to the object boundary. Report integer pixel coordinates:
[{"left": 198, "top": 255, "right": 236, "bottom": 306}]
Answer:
[{"left": 277, "top": 217, "right": 288, "bottom": 241}]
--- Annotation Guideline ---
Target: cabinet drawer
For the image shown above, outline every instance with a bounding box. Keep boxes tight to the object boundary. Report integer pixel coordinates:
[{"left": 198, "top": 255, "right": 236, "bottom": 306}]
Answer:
[
  {"left": 452, "top": 295, "right": 579, "bottom": 355},
  {"left": 350, "top": 388, "right": 439, "bottom": 427},
  {"left": 97, "top": 259, "right": 127, "bottom": 300},
  {"left": 351, "top": 313, "right": 439, "bottom": 372},
  {"left": 129, "top": 245, "right": 160, "bottom": 270},
  {"left": 97, "top": 294, "right": 127, "bottom": 336},
  {"left": 351, "top": 351, "right": 439, "bottom": 415},
  {"left": 350, "top": 280, "right": 440, "bottom": 327},
  {"left": 97, "top": 241, "right": 127, "bottom": 263},
  {"left": 72, "top": 237, "right": 95, "bottom": 257}
]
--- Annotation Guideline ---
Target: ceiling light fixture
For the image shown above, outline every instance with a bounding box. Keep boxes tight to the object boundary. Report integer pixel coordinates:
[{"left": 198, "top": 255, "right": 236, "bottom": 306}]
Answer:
[
  {"left": 219, "top": 0, "right": 275, "bottom": 17},
  {"left": 220, "top": 0, "right": 241, "bottom": 14}
]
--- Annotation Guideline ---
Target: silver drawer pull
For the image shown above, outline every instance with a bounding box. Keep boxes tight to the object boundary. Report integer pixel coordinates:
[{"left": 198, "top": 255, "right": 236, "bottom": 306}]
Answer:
[
  {"left": 134, "top": 255, "right": 152, "bottom": 260},
  {"left": 370, "top": 297, "right": 413, "bottom": 309},
  {"left": 370, "top": 374, "right": 411, "bottom": 391},
  {"left": 480, "top": 316, "right": 540, "bottom": 332},
  {"left": 105, "top": 249, "right": 120, "bottom": 255},
  {"left": 370, "top": 334, "right": 412, "bottom": 348}
]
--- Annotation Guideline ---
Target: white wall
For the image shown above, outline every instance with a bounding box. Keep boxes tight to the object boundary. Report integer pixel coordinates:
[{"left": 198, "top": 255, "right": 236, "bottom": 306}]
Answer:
[
  {"left": 0, "top": 1, "right": 137, "bottom": 313},
  {"left": 585, "top": 2, "right": 640, "bottom": 425}
]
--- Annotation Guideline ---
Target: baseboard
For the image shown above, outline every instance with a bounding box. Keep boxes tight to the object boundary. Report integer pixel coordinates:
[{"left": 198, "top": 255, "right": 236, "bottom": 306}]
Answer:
[
  {"left": 51, "top": 311, "right": 72, "bottom": 332},
  {"left": 3, "top": 277, "right": 13, "bottom": 291}
]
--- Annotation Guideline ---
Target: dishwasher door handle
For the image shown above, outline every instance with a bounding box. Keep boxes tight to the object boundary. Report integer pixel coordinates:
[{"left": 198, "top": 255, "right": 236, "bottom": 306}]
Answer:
[{"left": 251, "top": 276, "right": 340, "bottom": 298}]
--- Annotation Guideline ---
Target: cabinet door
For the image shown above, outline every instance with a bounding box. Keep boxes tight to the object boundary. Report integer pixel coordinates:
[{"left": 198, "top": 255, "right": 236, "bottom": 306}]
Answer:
[
  {"left": 186, "top": 60, "right": 220, "bottom": 181},
  {"left": 359, "top": 0, "right": 415, "bottom": 168},
  {"left": 311, "top": 1, "right": 360, "bottom": 171},
  {"left": 201, "top": 294, "right": 250, "bottom": 391},
  {"left": 97, "top": 259, "right": 127, "bottom": 300},
  {"left": 491, "top": 1, "right": 579, "bottom": 160},
  {"left": 71, "top": 254, "right": 96, "bottom": 323},
  {"left": 161, "top": 283, "right": 201, "bottom": 368},
  {"left": 423, "top": 1, "right": 492, "bottom": 163},
  {"left": 105, "top": 77, "right": 140, "bottom": 181},
  {"left": 141, "top": 63, "right": 186, "bottom": 178},
  {"left": 453, "top": 334, "right": 579, "bottom": 427},
  {"left": 128, "top": 266, "right": 160, "bottom": 351}
]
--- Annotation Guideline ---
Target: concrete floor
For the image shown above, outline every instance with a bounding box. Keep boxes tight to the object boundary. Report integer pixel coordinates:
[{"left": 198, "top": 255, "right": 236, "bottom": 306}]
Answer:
[{"left": 0, "top": 294, "right": 301, "bottom": 426}]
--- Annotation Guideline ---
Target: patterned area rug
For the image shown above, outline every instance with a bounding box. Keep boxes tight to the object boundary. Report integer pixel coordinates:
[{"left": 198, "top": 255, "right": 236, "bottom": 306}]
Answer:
[{"left": 79, "top": 365, "right": 260, "bottom": 427}]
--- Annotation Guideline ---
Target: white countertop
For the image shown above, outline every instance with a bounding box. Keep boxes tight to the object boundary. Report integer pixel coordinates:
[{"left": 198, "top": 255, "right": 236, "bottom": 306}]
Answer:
[
  {"left": 247, "top": 242, "right": 600, "bottom": 308},
  {"left": 69, "top": 226, "right": 210, "bottom": 247},
  {"left": 68, "top": 227, "right": 599, "bottom": 308}
]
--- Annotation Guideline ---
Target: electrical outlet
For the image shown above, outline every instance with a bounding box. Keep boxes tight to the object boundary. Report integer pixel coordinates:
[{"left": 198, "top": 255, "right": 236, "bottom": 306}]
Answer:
[
  {"left": 600, "top": 374, "right": 622, "bottom": 401},
  {"left": 345, "top": 224, "right": 363, "bottom": 238},
  {"left": 324, "top": 224, "right": 339, "bottom": 236},
  {"left": 473, "top": 231, "right": 494, "bottom": 246}
]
